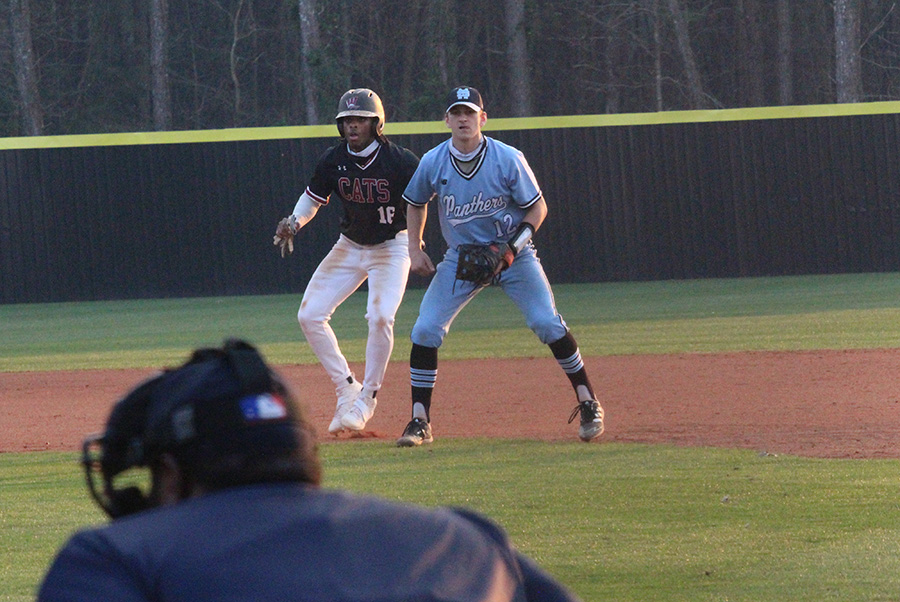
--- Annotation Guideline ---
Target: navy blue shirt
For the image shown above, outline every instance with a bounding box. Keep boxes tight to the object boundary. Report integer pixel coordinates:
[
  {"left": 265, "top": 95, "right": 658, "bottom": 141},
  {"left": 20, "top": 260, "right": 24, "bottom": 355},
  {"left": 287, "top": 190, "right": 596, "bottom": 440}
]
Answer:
[{"left": 38, "top": 483, "right": 580, "bottom": 602}]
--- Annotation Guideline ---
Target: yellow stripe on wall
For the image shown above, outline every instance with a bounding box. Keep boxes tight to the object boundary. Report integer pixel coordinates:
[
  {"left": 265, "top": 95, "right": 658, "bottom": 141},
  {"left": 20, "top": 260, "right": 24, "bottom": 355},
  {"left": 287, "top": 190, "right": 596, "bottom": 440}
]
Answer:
[{"left": 2, "top": 101, "right": 898, "bottom": 150}]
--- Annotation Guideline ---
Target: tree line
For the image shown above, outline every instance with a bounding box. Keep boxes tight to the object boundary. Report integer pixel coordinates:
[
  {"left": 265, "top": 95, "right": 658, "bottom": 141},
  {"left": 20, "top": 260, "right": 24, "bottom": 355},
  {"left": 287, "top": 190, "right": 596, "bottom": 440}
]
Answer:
[{"left": 2, "top": 0, "right": 898, "bottom": 137}]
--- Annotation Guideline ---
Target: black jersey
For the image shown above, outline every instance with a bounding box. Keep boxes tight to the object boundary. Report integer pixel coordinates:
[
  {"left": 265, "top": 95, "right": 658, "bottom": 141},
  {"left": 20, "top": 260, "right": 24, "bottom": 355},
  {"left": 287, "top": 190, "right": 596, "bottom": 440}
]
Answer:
[{"left": 306, "top": 139, "right": 419, "bottom": 245}]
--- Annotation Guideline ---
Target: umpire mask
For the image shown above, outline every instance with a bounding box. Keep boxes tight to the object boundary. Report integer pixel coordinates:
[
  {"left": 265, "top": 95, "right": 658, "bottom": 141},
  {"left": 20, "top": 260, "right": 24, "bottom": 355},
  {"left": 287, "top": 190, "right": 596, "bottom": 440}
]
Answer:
[{"left": 82, "top": 339, "right": 304, "bottom": 519}]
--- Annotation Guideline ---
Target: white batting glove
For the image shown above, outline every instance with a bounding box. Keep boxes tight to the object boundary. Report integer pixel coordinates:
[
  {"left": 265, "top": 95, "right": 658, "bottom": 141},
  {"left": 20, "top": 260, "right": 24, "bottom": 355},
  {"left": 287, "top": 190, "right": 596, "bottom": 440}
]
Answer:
[{"left": 273, "top": 217, "right": 297, "bottom": 257}]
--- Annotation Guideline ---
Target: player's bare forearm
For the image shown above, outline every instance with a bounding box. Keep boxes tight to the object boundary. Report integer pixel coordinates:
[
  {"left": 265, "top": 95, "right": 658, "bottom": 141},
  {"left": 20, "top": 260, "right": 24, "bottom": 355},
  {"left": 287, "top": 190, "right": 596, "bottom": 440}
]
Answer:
[
  {"left": 523, "top": 197, "right": 548, "bottom": 231},
  {"left": 406, "top": 204, "right": 435, "bottom": 276},
  {"left": 406, "top": 203, "right": 428, "bottom": 250}
]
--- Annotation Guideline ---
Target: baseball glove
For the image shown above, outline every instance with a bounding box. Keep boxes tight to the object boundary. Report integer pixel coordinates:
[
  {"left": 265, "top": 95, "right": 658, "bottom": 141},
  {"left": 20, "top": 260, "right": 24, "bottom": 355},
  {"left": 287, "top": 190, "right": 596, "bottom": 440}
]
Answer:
[
  {"left": 273, "top": 217, "right": 295, "bottom": 257},
  {"left": 456, "top": 243, "right": 515, "bottom": 286}
]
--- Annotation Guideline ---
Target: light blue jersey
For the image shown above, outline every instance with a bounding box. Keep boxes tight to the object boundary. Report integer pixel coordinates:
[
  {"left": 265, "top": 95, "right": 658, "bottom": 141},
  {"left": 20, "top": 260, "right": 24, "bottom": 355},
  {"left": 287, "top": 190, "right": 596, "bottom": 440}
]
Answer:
[
  {"left": 403, "top": 137, "right": 542, "bottom": 250},
  {"left": 399, "top": 87, "right": 602, "bottom": 444},
  {"left": 404, "top": 135, "right": 568, "bottom": 348}
]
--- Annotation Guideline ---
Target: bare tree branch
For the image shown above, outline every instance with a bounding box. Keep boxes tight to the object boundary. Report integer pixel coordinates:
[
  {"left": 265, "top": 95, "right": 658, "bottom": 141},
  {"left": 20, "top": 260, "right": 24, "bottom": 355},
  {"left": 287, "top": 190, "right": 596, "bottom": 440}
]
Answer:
[
  {"left": 665, "top": 0, "right": 715, "bottom": 109},
  {"left": 835, "top": 0, "right": 863, "bottom": 103},
  {"left": 298, "top": 0, "right": 320, "bottom": 124},
  {"left": 9, "top": 0, "right": 43, "bottom": 135},
  {"left": 776, "top": 0, "right": 793, "bottom": 105},
  {"left": 504, "top": 0, "right": 533, "bottom": 116},
  {"left": 150, "top": 0, "right": 172, "bottom": 130}
]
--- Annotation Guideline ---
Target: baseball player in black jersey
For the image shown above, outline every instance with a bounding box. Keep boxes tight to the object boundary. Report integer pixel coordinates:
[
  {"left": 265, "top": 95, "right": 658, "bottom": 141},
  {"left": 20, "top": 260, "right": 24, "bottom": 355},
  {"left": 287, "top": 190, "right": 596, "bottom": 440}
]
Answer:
[{"left": 274, "top": 89, "right": 419, "bottom": 436}]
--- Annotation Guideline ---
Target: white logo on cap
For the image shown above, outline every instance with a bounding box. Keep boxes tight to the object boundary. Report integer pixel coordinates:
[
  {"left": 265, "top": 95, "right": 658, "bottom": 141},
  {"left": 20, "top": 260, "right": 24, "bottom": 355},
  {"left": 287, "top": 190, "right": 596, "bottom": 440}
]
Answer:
[
  {"left": 240, "top": 393, "right": 288, "bottom": 421},
  {"left": 457, "top": 88, "right": 470, "bottom": 100}
]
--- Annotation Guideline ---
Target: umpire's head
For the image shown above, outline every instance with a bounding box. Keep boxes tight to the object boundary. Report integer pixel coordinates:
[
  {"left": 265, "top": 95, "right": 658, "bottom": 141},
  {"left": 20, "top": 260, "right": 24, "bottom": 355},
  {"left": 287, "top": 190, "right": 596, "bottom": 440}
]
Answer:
[{"left": 82, "top": 339, "right": 321, "bottom": 519}]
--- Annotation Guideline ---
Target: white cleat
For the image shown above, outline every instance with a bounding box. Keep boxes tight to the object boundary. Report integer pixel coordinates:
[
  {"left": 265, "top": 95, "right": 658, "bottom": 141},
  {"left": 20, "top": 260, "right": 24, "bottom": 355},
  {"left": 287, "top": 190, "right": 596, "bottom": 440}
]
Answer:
[
  {"left": 328, "top": 379, "right": 363, "bottom": 434},
  {"left": 340, "top": 393, "right": 377, "bottom": 431}
]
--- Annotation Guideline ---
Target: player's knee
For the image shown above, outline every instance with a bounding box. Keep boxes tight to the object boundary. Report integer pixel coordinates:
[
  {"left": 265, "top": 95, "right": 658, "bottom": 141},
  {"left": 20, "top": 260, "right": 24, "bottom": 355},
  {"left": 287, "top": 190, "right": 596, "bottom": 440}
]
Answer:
[
  {"left": 529, "top": 319, "right": 567, "bottom": 345},
  {"left": 411, "top": 323, "right": 445, "bottom": 349},
  {"left": 368, "top": 313, "right": 395, "bottom": 334},
  {"left": 297, "top": 303, "right": 325, "bottom": 332}
]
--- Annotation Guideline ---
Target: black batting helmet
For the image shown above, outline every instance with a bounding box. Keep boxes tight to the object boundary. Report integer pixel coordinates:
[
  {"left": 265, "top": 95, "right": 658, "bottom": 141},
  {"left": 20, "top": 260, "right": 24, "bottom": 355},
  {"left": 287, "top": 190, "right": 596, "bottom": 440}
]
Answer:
[{"left": 335, "top": 88, "right": 385, "bottom": 137}]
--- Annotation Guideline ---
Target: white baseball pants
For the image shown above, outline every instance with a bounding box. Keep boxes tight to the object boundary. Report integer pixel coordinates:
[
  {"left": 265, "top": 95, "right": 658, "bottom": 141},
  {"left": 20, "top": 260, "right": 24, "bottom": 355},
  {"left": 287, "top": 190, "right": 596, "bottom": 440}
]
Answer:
[{"left": 298, "top": 232, "right": 410, "bottom": 393}]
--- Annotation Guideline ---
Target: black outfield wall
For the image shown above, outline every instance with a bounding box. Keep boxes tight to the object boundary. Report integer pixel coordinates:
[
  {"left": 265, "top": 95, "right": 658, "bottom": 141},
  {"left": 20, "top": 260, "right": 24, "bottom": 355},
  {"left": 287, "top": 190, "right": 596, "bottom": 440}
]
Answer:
[{"left": 1, "top": 103, "right": 899, "bottom": 304}]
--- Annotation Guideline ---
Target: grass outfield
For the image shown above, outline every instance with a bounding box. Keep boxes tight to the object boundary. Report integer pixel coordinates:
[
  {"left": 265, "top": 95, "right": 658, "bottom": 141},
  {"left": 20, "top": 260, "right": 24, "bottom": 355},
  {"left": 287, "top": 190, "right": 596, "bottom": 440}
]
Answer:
[
  {"left": 5, "top": 273, "right": 900, "bottom": 371},
  {"left": 5, "top": 443, "right": 900, "bottom": 601},
  {"left": 3, "top": 273, "right": 900, "bottom": 600}
]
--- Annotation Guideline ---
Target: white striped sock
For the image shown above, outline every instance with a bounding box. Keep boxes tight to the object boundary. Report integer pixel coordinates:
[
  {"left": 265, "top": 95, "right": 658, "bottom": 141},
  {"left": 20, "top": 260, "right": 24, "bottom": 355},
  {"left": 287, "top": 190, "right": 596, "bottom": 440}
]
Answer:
[
  {"left": 411, "top": 367, "right": 437, "bottom": 388},
  {"left": 557, "top": 351, "right": 584, "bottom": 374}
]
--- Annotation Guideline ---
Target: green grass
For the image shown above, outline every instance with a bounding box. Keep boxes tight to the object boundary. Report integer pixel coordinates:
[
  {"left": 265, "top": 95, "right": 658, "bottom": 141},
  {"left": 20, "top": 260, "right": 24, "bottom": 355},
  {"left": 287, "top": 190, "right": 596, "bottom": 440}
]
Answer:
[
  {"left": 4, "top": 273, "right": 900, "bottom": 371},
  {"left": 5, "top": 273, "right": 900, "bottom": 601},
  {"left": 5, "top": 443, "right": 900, "bottom": 601}
]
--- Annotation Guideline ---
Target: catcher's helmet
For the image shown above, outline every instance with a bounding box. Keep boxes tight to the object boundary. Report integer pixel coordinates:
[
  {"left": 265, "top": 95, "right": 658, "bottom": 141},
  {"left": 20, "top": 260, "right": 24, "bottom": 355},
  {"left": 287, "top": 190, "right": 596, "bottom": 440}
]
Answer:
[
  {"left": 336, "top": 88, "right": 385, "bottom": 137},
  {"left": 82, "top": 339, "right": 310, "bottom": 519}
]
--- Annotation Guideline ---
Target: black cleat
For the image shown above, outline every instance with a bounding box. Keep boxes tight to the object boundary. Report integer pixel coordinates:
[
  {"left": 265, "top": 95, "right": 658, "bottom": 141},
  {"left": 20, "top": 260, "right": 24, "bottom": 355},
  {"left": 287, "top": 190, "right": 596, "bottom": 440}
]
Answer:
[
  {"left": 568, "top": 400, "right": 604, "bottom": 442},
  {"left": 396, "top": 418, "right": 434, "bottom": 447}
]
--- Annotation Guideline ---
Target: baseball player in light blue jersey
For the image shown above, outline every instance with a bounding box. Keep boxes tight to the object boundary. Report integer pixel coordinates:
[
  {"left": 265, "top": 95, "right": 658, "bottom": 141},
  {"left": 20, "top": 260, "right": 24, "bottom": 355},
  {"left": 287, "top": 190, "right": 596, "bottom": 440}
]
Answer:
[{"left": 396, "top": 86, "right": 604, "bottom": 447}]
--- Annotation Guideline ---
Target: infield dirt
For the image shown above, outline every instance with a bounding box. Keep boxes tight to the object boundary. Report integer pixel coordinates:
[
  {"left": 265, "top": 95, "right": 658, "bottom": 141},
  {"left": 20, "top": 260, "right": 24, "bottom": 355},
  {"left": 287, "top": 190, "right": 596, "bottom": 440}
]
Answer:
[{"left": 3, "top": 349, "right": 899, "bottom": 458}]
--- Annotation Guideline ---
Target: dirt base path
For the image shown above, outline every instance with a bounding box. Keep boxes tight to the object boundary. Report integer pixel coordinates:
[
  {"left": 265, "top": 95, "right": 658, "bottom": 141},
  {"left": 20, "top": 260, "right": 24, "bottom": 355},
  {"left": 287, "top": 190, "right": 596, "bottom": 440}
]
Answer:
[{"left": 3, "top": 349, "right": 900, "bottom": 458}]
